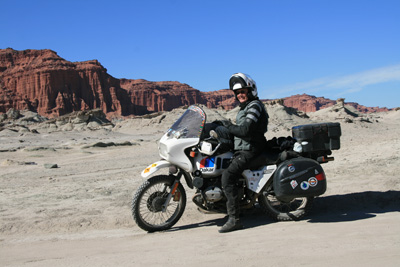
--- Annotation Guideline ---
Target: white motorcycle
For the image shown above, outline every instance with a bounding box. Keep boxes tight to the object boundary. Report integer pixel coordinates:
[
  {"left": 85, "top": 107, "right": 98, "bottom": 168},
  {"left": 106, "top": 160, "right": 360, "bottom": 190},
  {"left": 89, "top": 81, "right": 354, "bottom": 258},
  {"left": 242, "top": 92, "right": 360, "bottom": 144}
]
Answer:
[{"left": 131, "top": 105, "right": 341, "bottom": 232}]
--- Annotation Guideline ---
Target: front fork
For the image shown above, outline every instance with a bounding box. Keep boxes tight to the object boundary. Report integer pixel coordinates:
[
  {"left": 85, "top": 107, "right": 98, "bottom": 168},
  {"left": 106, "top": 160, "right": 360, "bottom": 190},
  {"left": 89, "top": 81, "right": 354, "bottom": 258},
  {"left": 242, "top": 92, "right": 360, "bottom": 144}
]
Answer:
[
  {"left": 162, "top": 179, "right": 181, "bottom": 212},
  {"left": 161, "top": 169, "right": 192, "bottom": 212}
]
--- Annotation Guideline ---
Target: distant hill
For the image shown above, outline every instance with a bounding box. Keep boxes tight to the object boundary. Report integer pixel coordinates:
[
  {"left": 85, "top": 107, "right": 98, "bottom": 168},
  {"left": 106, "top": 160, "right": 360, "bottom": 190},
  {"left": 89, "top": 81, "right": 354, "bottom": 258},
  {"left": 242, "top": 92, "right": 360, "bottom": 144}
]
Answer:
[
  {"left": 0, "top": 48, "right": 391, "bottom": 118},
  {"left": 279, "top": 94, "right": 390, "bottom": 113}
]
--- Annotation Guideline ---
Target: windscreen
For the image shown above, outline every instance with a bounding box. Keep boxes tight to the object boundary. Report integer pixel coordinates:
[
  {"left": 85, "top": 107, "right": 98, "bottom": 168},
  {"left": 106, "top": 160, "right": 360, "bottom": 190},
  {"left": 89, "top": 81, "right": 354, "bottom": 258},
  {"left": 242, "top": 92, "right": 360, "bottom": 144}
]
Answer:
[{"left": 167, "top": 105, "right": 206, "bottom": 139}]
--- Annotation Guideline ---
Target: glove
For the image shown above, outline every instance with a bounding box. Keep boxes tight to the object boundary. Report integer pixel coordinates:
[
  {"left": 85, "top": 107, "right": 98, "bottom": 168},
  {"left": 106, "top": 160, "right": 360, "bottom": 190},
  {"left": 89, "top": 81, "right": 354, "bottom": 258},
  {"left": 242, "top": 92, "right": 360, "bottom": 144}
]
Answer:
[
  {"left": 212, "top": 120, "right": 224, "bottom": 126},
  {"left": 221, "top": 120, "right": 233, "bottom": 128}
]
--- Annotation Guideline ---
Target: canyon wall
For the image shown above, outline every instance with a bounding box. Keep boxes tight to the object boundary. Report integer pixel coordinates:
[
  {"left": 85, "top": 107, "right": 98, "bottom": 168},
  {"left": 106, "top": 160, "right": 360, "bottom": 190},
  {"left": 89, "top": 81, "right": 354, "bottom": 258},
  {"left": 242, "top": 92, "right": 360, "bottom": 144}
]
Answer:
[
  {"left": 0, "top": 48, "right": 390, "bottom": 118},
  {"left": 0, "top": 48, "right": 234, "bottom": 117}
]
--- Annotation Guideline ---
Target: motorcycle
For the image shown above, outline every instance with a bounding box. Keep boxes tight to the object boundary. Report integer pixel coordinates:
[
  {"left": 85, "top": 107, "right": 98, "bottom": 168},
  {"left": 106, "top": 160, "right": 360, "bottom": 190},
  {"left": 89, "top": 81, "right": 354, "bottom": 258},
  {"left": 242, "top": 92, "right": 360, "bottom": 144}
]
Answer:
[{"left": 131, "top": 105, "right": 341, "bottom": 232}]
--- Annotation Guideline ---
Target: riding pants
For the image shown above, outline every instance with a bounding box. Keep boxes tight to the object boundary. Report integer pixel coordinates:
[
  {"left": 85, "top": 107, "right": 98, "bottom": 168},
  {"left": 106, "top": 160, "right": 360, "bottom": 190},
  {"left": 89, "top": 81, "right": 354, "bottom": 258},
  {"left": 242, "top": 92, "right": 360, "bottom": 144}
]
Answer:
[{"left": 221, "top": 150, "right": 257, "bottom": 219}]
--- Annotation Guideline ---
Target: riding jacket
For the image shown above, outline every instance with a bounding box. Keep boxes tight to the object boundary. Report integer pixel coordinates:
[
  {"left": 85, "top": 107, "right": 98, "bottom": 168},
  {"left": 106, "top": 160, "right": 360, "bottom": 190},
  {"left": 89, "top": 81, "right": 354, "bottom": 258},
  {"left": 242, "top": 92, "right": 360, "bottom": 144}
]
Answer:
[{"left": 227, "top": 99, "right": 269, "bottom": 151}]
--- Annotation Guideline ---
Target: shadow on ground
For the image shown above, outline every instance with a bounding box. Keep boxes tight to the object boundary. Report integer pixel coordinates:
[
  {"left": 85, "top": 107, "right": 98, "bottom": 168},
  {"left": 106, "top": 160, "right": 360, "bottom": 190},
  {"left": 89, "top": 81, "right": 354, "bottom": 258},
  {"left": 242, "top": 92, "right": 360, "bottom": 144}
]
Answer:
[
  {"left": 307, "top": 190, "right": 400, "bottom": 223},
  {"left": 168, "top": 190, "right": 400, "bottom": 232}
]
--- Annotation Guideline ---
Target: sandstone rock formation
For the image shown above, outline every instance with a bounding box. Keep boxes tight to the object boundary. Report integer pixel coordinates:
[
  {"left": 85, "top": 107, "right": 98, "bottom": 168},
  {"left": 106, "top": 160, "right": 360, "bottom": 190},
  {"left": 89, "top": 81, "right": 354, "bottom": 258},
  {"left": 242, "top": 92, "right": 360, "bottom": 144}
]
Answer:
[
  {"left": 0, "top": 48, "right": 391, "bottom": 118},
  {"left": 119, "top": 79, "right": 235, "bottom": 113},
  {"left": 282, "top": 94, "right": 334, "bottom": 112},
  {"left": 0, "top": 48, "right": 126, "bottom": 117},
  {"left": 0, "top": 48, "right": 234, "bottom": 118},
  {"left": 0, "top": 108, "right": 113, "bottom": 135},
  {"left": 281, "top": 94, "right": 390, "bottom": 113}
]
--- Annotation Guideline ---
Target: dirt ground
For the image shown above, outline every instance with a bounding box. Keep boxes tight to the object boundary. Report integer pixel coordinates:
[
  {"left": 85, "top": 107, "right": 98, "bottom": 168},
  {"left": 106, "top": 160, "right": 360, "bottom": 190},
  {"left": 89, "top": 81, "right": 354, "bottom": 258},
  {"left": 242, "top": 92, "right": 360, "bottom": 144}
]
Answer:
[{"left": 1, "top": 105, "right": 399, "bottom": 266}]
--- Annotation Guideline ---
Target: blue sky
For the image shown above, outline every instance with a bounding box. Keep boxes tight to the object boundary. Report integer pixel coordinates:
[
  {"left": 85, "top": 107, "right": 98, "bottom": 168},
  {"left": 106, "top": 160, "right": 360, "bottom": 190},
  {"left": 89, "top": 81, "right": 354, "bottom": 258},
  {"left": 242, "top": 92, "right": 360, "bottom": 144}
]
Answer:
[{"left": 1, "top": 0, "right": 399, "bottom": 109}]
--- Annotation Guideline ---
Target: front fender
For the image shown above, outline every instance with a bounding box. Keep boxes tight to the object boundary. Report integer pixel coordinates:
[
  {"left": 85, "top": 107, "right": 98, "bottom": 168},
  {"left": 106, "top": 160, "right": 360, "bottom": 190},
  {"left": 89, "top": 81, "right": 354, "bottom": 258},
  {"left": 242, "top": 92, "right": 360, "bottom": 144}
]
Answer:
[{"left": 141, "top": 160, "right": 172, "bottom": 178}]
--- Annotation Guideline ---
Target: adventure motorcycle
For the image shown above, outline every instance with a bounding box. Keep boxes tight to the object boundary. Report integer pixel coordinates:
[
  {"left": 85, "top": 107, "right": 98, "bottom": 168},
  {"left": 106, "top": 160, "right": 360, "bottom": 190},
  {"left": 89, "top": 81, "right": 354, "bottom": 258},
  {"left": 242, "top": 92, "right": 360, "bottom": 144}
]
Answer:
[{"left": 131, "top": 105, "right": 341, "bottom": 232}]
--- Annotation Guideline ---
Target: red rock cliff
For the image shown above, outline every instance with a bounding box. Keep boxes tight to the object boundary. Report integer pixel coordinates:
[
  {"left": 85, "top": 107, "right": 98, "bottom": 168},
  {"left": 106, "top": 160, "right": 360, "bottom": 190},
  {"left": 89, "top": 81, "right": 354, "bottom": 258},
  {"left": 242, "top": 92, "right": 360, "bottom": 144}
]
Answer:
[
  {"left": 0, "top": 48, "right": 234, "bottom": 117},
  {"left": 0, "top": 48, "right": 132, "bottom": 117},
  {"left": 282, "top": 94, "right": 335, "bottom": 112},
  {"left": 281, "top": 94, "right": 390, "bottom": 113},
  {"left": 0, "top": 48, "right": 390, "bottom": 117}
]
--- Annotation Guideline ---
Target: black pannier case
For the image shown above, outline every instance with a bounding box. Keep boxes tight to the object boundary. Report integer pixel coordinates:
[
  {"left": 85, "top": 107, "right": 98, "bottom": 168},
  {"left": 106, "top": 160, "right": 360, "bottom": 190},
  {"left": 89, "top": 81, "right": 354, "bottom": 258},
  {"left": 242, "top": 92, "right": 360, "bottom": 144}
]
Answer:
[
  {"left": 292, "top": 122, "right": 341, "bottom": 152},
  {"left": 273, "top": 157, "right": 326, "bottom": 199}
]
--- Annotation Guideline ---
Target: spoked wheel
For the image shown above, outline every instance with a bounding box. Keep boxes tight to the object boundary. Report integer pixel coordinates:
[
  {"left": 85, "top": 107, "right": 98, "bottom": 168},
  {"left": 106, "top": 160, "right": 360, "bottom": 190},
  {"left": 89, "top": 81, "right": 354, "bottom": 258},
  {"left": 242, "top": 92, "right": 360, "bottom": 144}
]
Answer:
[
  {"left": 132, "top": 175, "right": 186, "bottom": 232},
  {"left": 258, "top": 180, "right": 313, "bottom": 221}
]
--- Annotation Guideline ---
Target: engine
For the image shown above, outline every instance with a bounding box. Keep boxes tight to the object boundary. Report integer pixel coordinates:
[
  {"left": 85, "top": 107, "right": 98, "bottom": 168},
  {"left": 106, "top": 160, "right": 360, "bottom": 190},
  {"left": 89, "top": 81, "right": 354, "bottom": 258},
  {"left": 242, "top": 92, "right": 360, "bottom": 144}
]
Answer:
[{"left": 204, "top": 186, "right": 223, "bottom": 202}]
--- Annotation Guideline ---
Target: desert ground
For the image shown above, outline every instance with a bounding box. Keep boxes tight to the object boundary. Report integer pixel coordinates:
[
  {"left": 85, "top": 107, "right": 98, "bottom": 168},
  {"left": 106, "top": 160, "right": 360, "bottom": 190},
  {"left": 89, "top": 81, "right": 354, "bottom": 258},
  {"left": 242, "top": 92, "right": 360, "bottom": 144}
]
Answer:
[{"left": 1, "top": 103, "right": 399, "bottom": 266}]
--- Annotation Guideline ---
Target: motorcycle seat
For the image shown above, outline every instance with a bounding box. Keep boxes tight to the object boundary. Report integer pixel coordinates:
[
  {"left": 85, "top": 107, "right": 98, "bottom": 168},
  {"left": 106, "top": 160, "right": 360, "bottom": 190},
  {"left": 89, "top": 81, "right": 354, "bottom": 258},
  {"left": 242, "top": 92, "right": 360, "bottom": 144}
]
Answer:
[
  {"left": 247, "top": 151, "right": 280, "bottom": 170},
  {"left": 247, "top": 150, "right": 301, "bottom": 170}
]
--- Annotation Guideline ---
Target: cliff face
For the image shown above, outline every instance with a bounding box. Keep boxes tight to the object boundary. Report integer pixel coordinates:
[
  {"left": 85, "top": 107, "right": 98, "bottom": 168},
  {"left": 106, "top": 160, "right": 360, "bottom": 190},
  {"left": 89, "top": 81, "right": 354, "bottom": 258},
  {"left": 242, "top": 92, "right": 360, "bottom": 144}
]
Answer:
[
  {"left": 0, "top": 48, "right": 234, "bottom": 117},
  {"left": 282, "top": 94, "right": 335, "bottom": 113},
  {"left": 0, "top": 48, "right": 129, "bottom": 117},
  {"left": 0, "top": 48, "right": 390, "bottom": 118},
  {"left": 281, "top": 94, "right": 391, "bottom": 113}
]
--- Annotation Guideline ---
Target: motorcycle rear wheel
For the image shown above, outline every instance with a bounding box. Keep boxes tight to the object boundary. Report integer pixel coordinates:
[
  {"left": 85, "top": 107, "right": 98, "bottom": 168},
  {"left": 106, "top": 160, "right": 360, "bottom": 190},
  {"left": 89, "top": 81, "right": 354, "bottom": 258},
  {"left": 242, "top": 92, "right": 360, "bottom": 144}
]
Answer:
[
  {"left": 132, "top": 175, "right": 186, "bottom": 232},
  {"left": 258, "top": 180, "right": 313, "bottom": 221}
]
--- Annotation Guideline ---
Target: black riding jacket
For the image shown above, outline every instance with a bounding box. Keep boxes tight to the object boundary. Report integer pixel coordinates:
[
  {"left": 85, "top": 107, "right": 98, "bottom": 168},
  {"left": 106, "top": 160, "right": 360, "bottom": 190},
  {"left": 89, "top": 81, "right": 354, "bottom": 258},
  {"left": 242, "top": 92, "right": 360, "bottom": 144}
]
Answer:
[{"left": 227, "top": 99, "right": 269, "bottom": 151}]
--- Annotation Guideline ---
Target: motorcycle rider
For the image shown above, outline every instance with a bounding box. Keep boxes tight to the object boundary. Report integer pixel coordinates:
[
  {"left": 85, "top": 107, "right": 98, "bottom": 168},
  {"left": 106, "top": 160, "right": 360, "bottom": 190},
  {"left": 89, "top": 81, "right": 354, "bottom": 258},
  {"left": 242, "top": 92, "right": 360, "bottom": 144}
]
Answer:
[{"left": 219, "top": 73, "right": 269, "bottom": 233}]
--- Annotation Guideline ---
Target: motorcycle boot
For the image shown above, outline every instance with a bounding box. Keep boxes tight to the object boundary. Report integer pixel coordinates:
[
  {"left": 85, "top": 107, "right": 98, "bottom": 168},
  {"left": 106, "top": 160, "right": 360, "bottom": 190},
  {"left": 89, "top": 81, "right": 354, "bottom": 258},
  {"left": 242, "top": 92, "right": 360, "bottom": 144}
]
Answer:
[{"left": 219, "top": 216, "right": 243, "bottom": 233}]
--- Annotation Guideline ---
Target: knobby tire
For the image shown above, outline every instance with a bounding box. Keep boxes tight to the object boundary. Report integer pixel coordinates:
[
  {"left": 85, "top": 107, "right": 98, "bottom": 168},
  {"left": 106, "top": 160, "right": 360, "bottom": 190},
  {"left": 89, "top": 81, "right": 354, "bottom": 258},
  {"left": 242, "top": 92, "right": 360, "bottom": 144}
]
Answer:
[
  {"left": 132, "top": 175, "right": 186, "bottom": 232},
  {"left": 258, "top": 180, "right": 314, "bottom": 221}
]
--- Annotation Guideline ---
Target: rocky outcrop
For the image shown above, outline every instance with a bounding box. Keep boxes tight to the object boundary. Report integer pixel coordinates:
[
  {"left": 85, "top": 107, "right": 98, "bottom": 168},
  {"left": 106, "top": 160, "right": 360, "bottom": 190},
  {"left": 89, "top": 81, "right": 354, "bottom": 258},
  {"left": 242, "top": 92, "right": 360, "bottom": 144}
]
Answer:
[
  {"left": 0, "top": 48, "right": 234, "bottom": 117},
  {"left": 0, "top": 108, "right": 113, "bottom": 134},
  {"left": 202, "top": 90, "right": 237, "bottom": 110},
  {"left": 0, "top": 48, "right": 128, "bottom": 117},
  {"left": 341, "top": 101, "right": 391, "bottom": 113},
  {"left": 0, "top": 48, "right": 391, "bottom": 118},
  {"left": 119, "top": 79, "right": 235, "bottom": 112},
  {"left": 281, "top": 94, "right": 391, "bottom": 113},
  {"left": 282, "top": 94, "right": 335, "bottom": 112}
]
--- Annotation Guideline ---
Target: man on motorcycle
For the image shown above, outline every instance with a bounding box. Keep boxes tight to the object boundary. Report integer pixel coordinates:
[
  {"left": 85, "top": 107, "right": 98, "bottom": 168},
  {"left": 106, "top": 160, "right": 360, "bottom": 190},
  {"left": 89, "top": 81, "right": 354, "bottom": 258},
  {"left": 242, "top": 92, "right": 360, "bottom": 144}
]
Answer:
[{"left": 219, "top": 73, "right": 269, "bottom": 233}]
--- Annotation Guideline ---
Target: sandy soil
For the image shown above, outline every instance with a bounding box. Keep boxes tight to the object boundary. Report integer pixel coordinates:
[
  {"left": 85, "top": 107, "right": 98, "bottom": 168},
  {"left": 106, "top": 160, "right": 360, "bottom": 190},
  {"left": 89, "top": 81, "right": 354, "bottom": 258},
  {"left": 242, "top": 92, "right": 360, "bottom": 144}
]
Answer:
[{"left": 1, "top": 104, "right": 399, "bottom": 266}]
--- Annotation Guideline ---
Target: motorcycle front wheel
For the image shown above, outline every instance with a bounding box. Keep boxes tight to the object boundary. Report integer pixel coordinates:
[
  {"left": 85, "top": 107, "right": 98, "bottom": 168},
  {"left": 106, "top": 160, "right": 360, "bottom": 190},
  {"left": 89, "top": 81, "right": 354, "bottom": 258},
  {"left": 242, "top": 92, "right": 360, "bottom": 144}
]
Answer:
[
  {"left": 132, "top": 175, "right": 186, "bottom": 232},
  {"left": 258, "top": 180, "right": 313, "bottom": 221}
]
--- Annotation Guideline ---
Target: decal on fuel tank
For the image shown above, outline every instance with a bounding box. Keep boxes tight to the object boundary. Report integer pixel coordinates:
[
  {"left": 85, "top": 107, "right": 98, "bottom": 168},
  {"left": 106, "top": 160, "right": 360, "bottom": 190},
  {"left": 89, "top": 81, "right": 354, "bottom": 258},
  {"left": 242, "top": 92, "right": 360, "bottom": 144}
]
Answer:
[{"left": 200, "top": 157, "right": 215, "bottom": 172}]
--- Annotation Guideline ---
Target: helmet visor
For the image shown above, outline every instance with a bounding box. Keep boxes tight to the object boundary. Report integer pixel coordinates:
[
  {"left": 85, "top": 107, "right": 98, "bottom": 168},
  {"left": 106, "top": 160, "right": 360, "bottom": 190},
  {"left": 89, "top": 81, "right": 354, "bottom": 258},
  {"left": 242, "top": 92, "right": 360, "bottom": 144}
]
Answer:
[
  {"left": 234, "top": 88, "right": 248, "bottom": 95},
  {"left": 232, "top": 83, "right": 244, "bottom": 90}
]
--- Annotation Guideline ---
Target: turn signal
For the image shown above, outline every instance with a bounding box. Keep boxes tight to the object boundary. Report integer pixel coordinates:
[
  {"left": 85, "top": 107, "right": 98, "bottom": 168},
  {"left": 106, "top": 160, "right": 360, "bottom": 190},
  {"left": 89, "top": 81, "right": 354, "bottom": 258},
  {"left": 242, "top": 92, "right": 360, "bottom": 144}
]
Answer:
[
  {"left": 317, "top": 156, "right": 335, "bottom": 163},
  {"left": 190, "top": 148, "right": 197, "bottom": 157}
]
